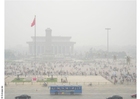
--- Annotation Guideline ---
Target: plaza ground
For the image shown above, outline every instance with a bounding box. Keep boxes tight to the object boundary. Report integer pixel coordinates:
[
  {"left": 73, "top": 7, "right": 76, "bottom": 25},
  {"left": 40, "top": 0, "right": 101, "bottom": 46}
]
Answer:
[
  {"left": 5, "top": 84, "right": 136, "bottom": 99},
  {"left": 5, "top": 75, "right": 112, "bottom": 85},
  {"left": 5, "top": 75, "right": 136, "bottom": 99}
]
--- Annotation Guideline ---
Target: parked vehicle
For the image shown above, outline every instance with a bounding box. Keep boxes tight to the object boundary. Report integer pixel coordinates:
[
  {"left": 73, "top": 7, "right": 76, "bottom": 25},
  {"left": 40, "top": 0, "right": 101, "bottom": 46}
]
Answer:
[
  {"left": 42, "top": 82, "right": 47, "bottom": 87},
  {"left": 131, "top": 94, "right": 136, "bottom": 98},
  {"left": 15, "top": 94, "right": 31, "bottom": 99},
  {"left": 106, "top": 95, "right": 123, "bottom": 99}
]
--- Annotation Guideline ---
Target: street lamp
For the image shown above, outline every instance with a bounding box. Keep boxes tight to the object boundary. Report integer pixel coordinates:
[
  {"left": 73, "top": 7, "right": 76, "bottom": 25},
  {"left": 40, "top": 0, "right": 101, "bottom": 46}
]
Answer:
[{"left": 105, "top": 28, "right": 111, "bottom": 63}]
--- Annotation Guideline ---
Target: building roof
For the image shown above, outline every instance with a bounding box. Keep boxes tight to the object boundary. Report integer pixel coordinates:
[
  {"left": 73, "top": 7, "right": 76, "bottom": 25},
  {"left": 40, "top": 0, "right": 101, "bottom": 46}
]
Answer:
[
  {"left": 29, "top": 36, "right": 73, "bottom": 43},
  {"left": 31, "top": 36, "right": 71, "bottom": 39}
]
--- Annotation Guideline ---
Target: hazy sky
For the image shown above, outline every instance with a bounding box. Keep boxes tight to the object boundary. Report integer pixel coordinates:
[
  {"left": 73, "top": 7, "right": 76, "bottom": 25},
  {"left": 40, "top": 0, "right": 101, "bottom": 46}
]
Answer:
[{"left": 5, "top": 0, "right": 136, "bottom": 49}]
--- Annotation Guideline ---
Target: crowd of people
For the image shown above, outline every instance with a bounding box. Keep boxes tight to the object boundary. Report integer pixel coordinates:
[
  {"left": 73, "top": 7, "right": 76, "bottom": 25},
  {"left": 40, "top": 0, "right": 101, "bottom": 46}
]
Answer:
[{"left": 5, "top": 59, "right": 136, "bottom": 85}]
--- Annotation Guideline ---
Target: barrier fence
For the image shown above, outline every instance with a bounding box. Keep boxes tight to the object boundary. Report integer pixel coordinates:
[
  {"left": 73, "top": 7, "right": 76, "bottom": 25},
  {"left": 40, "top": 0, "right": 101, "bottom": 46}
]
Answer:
[
  {"left": 5, "top": 81, "right": 112, "bottom": 86},
  {"left": 5, "top": 81, "right": 136, "bottom": 87}
]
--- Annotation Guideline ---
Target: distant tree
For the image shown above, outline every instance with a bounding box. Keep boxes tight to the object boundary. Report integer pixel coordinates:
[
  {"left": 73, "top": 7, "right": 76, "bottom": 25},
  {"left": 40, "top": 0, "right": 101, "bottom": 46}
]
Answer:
[
  {"left": 51, "top": 72, "right": 53, "bottom": 80},
  {"left": 97, "top": 53, "right": 100, "bottom": 58},
  {"left": 5, "top": 50, "right": 16, "bottom": 60},
  {"left": 104, "top": 54, "right": 107, "bottom": 58},
  {"left": 126, "top": 56, "right": 131, "bottom": 65},
  {"left": 89, "top": 48, "right": 93, "bottom": 58},
  {"left": 86, "top": 48, "right": 93, "bottom": 59},
  {"left": 85, "top": 52, "right": 89, "bottom": 59},
  {"left": 113, "top": 55, "right": 117, "bottom": 61},
  {"left": 17, "top": 74, "right": 20, "bottom": 80}
]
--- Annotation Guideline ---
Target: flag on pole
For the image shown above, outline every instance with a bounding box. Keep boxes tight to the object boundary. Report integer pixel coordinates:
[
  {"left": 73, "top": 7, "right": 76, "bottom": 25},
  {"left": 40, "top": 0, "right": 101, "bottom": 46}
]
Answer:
[{"left": 31, "top": 17, "right": 35, "bottom": 27}]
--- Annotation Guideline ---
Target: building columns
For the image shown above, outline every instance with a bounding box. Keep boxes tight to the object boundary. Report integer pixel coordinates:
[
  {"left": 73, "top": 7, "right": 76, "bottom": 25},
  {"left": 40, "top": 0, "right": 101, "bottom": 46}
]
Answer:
[{"left": 71, "top": 45, "right": 74, "bottom": 54}]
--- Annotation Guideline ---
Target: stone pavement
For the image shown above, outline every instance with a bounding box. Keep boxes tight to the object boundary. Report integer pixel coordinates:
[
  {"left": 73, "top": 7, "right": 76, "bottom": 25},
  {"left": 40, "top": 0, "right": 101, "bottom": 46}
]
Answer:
[{"left": 5, "top": 75, "right": 112, "bottom": 86}]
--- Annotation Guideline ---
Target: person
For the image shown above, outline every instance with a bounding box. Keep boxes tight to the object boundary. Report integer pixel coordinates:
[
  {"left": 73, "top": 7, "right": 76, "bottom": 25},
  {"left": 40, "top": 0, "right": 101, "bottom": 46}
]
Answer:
[
  {"left": 5, "top": 82, "right": 7, "bottom": 86},
  {"left": 43, "top": 82, "right": 47, "bottom": 87},
  {"left": 61, "top": 78, "right": 62, "bottom": 82},
  {"left": 88, "top": 83, "right": 92, "bottom": 86},
  {"left": 65, "top": 77, "right": 68, "bottom": 82}
]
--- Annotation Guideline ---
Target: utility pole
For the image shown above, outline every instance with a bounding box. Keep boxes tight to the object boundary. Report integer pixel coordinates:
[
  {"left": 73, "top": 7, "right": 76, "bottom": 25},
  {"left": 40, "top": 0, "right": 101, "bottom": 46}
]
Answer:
[{"left": 105, "top": 28, "right": 111, "bottom": 63}]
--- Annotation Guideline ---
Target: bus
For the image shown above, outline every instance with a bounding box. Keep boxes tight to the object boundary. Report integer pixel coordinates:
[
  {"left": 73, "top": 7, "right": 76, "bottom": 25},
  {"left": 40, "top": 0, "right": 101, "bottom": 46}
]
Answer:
[{"left": 50, "top": 85, "right": 82, "bottom": 95}]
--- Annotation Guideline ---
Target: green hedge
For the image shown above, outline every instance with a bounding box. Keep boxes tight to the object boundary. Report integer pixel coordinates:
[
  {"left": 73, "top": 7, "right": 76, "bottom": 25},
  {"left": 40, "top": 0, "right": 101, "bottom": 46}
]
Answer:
[
  {"left": 37, "top": 78, "right": 57, "bottom": 82},
  {"left": 11, "top": 78, "right": 31, "bottom": 82}
]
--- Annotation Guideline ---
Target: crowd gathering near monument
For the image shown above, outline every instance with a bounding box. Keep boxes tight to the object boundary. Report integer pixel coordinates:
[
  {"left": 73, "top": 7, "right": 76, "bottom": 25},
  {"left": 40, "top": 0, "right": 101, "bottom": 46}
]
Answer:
[{"left": 5, "top": 58, "right": 136, "bottom": 85}]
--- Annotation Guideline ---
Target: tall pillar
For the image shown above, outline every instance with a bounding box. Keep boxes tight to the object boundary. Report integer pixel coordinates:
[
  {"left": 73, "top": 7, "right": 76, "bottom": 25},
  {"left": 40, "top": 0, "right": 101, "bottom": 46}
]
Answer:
[
  {"left": 71, "top": 45, "right": 74, "bottom": 54},
  {"left": 38, "top": 46, "right": 40, "bottom": 55},
  {"left": 68, "top": 46, "right": 70, "bottom": 55},
  {"left": 32, "top": 45, "right": 34, "bottom": 55},
  {"left": 29, "top": 45, "right": 32, "bottom": 55},
  {"left": 37, "top": 45, "right": 38, "bottom": 55},
  {"left": 36, "top": 45, "right": 38, "bottom": 55},
  {"left": 42, "top": 46, "right": 45, "bottom": 54},
  {"left": 41, "top": 46, "right": 43, "bottom": 55},
  {"left": 62, "top": 46, "right": 65, "bottom": 55},
  {"left": 55, "top": 46, "right": 57, "bottom": 54},
  {"left": 64, "top": 46, "right": 66, "bottom": 55},
  {"left": 45, "top": 28, "right": 52, "bottom": 54},
  {"left": 52, "top": 46, "right": 54, "bottom": 54},
  {"left": 60, "top": 46, "right": 62, "bottom": 55},
  {"left": 59, "top": 46, "right": 61, "bottom": 54}
]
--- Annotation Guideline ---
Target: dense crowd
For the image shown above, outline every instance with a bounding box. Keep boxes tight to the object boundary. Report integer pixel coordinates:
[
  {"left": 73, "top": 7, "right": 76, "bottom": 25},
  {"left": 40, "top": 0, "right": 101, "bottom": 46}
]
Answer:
[{"left": 5, "top": 59, "right": 136, "bottom": 84}]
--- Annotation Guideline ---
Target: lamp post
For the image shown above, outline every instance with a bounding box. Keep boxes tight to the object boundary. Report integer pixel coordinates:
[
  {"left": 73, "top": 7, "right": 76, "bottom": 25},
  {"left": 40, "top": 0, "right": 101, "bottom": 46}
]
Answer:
[{"left": 105, "top": 28, "right": 111, "bottom": 63}]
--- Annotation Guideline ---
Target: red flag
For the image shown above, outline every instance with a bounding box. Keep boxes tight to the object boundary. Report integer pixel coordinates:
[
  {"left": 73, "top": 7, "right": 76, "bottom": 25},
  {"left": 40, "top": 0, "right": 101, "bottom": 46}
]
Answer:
[
  {"left": 33, "top": 77, "right": 37, "bottom": 81},
  {"left": 31, "top": 18, "right": 35, "bottom": 27}
]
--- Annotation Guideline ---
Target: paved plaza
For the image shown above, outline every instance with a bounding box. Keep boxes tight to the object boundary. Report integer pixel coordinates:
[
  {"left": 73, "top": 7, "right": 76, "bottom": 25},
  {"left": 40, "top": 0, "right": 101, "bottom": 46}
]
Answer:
[
  {"left": 5, "top": 59, "right": 137, "bottom": 99},
  {"left": 5, "top": 76, "right": 111, "bottom": 85},
  {"left": 5, "top": 75, "right": 136, "bottom": 99},
  {"left": 5, "top": 59, "right": 136, "bottom": 85},
  {"left": 5, "top": 84, "right": 136, "bottom": 99}
]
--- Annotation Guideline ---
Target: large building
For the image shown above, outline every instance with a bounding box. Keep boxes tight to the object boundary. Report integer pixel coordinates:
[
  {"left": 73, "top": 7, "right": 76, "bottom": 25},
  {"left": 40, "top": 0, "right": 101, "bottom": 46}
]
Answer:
[{"left": 27, "top": 28, "right": 76, "bottom": 56}]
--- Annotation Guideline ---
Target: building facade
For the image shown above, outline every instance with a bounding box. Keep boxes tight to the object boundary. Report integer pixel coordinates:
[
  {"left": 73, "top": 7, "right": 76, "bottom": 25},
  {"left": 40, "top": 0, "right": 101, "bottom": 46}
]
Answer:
[{"left": 27, "top": 28, "right": 76, "bottom": 56}]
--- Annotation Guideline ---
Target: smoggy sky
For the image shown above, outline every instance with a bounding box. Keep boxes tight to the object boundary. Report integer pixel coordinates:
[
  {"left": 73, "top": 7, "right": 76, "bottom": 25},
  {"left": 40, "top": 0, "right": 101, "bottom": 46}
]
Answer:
[{"left": 5, "top": 0, "right": 136, "bottom": 49}]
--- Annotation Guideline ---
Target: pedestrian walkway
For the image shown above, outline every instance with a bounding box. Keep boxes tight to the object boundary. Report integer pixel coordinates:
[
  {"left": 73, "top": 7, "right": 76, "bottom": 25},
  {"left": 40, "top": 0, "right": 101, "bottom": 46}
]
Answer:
[{"left": 5, "top": 75, "right": 112, "bottom": 86}]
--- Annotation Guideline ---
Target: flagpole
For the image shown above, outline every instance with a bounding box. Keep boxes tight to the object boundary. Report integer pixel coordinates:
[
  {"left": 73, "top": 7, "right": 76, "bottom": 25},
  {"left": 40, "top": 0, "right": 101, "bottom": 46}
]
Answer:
[{"left": 34, "top": 15, "right": 36, "bottom": 69}]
